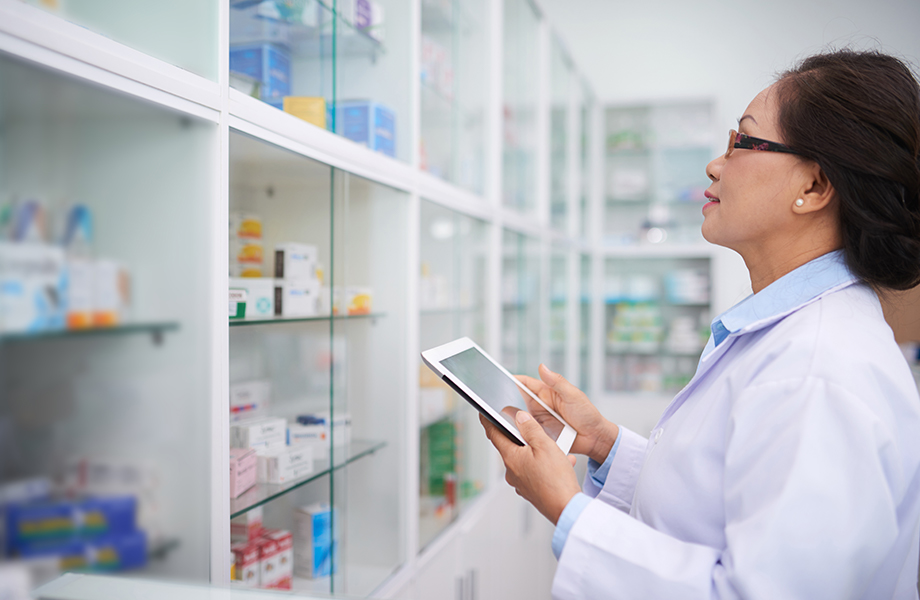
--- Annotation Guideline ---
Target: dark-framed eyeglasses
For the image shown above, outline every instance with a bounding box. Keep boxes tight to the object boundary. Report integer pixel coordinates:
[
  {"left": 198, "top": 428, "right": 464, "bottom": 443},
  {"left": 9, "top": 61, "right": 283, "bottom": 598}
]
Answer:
[{"left": 725, "top": 129, "right": 801, "bottom": 159}]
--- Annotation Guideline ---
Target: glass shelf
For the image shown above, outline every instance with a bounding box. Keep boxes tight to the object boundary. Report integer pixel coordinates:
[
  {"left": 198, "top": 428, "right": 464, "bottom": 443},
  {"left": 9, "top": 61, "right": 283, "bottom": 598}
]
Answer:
[
  {"left": 230, "top": 439, "right": 386, "bottom": 518},
  {"left": 229, "top": 312, "right": 386, "bottom": 327},
  {"left": 0, "top": 322, "right": 179, "bottom": 344},
  {"left": 230, "top": 0, "right": 384, "bottom": 62}
]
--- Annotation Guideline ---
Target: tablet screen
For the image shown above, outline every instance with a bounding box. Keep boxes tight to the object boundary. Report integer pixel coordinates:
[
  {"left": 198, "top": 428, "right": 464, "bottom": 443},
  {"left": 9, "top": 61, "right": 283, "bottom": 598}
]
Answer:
[{"left": 439, "top": 347, "right": 564, "bottom": 441}]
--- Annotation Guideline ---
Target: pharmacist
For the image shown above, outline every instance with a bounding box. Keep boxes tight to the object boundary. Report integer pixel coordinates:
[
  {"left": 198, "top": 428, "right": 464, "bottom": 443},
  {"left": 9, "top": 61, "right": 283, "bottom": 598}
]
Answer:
[{"left": 483, "top": 50, "right": 920, "bottom": 599}]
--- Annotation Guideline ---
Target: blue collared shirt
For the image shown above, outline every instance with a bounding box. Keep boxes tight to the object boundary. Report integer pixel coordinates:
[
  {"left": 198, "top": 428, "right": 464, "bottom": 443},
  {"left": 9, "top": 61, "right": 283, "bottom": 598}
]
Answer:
[{"left": 552, "top": 250, "right": 856, "bottom": 559}]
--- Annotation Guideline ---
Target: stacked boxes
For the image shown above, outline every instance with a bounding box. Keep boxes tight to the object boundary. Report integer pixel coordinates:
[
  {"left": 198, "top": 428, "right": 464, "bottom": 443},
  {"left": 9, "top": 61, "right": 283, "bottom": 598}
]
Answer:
[
  {"left": 273, "top": 243, "right": 321, "bottom": 318},
  {"left": 229, "top": 449, "right": 257, "bottom": 499},
  {"left": 230, "top": 509, "right": 293, "bottom": 590},
  {"left": 229, "top": 44, "right": 291, "bottom": 108},
  {"left": 230, "top": 212, "right": 264, "bottom": 278},
  {"left": 256, "top": 445, "right": 314, "bottom": 484},
  {"left": 333, "top": 101, "right": 396, "bottom": 157},
  {"left": 230, "top": 417, "right": 287, "bottom": 452}
]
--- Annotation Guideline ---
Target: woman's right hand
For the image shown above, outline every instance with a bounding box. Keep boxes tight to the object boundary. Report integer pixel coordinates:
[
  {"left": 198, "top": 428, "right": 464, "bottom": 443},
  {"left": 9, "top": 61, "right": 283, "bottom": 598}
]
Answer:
[{"left": 516, "top": 364, "right": 619, "bottom": 464}]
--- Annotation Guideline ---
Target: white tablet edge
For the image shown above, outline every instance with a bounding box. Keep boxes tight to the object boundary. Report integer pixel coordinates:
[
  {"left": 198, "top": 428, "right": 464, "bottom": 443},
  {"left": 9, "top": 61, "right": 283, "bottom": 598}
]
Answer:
[{"left": 422, "top": 337, "right": 577, "bottom": 454}]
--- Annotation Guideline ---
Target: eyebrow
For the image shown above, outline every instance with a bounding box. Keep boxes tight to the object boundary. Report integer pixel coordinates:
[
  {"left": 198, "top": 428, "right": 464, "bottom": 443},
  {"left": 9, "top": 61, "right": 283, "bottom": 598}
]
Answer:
[{"left": 737, "top": 115, "right": 758, "bottom": 125}]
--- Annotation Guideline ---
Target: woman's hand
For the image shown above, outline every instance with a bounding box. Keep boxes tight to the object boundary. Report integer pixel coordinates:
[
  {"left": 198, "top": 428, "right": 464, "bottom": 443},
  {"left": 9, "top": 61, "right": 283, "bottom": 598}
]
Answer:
[
  {"left": 481, "top": 410, "right": 581, "bottom": 525},
  {"left": 516, "top": 364, "right": 619, "bottom": 464}
]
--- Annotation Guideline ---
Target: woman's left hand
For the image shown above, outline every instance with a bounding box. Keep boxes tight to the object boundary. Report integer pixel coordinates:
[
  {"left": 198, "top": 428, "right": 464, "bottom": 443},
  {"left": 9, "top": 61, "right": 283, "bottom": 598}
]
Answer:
[{"left": 481, "top": 410, "right": 582, "bottom": 525}]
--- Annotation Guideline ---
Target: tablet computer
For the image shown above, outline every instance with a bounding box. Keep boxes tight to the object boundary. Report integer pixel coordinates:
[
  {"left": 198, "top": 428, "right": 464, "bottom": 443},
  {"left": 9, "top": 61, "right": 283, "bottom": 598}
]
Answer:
[{"left": 421, "top": 337, "right": 576, "bottom": 454}]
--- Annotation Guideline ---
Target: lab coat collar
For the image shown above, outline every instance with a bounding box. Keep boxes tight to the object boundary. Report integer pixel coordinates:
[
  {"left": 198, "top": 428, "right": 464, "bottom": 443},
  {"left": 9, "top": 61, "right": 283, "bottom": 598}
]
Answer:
[{"left": 706, "top": 250, "right": 857, "bottom": 357}]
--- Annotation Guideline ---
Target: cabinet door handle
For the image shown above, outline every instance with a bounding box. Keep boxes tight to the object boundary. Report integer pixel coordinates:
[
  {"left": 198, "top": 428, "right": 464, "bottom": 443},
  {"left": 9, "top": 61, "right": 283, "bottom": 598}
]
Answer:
[
  {"left": 468, "top": 568, "right": 477, "bottom": 600},
  {"left": 455, "top": 575, "right": 464, "bottom": 600}
]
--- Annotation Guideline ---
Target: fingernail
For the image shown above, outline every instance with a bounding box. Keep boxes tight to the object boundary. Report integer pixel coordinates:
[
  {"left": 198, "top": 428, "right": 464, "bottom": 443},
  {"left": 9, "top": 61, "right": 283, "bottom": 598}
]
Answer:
[
  {"left": 540, "top": 364, "right": 557, "bottom": 379},
  {"left": 516, "top": 411, "right": 532, "bottom": 424}
]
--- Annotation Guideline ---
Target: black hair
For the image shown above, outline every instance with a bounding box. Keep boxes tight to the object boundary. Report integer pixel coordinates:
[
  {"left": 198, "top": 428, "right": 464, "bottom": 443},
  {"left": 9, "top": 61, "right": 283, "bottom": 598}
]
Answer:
[{"left": 775, "top": 49, "right": 920, "bottom": 291}]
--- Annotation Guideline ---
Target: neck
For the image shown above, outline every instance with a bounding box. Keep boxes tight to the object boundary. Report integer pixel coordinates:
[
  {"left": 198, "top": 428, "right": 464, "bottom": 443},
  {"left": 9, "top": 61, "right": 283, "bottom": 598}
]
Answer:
[{"left": 740, "top": 226, "right": 842, "bottom": 294}]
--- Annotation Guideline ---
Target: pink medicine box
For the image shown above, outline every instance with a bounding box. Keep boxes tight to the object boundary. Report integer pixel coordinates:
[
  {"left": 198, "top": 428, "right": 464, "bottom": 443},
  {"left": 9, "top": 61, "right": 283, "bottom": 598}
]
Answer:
[{"left": 230, "top": 448, "right": 258, "bottom": 499}]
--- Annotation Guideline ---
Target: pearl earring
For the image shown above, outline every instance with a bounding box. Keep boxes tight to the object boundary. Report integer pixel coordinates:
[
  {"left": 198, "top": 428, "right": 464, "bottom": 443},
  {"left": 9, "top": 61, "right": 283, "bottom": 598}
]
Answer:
[{"left": 795, "top": 199, "right": 805, "bottom": 207}]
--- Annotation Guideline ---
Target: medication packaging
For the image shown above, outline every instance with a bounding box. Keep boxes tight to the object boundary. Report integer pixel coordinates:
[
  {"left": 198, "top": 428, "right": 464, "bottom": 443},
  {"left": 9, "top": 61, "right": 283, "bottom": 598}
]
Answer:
[
  {"left": 232, "top": 540, "right": 261, "bottom": 587},
  {"left": 229, "top": 448, "right": 257, "bottom": 499},
  {"left": 261, "top": 529, "right": 293, "bottom": 590},
  {"left": 6, "top": 496, "right": 137, "bottom": 555},
  {"left": 287, "top": 423, "right": 328, "bottom": 461},
  {"left": 231, "top": 506, "right": 263, "bottom": 543},
  {"left": 332, "top": 287, "right": 373, "bottom": 316},
  {"left": 333, "top": 101, "right": 395, "bottom": 157},
  {"left": 0, "top": 242, "right": 65, "bottom": 333},
  {"left": 283, "top": 97, "right": 327, "bottom": 129},
  {"left": 256, "top": 445, "right": 314, "bottom": 484},
  {"left": 229, "top": 380, "right": 271, "bottom": 422},
  {"left": 229, "top": 278, "right": 274, "bottom": 320},
  {"left": 293, "top": 504, "right": 337, "bottom": 579},
  {"left": 273, "top": 243, "right": 317, "bottom": 281},
  {"left": 230, "top": 418, "right": 287, "bottom": 452},
  {"left": 274, "top": 280, "right": 321, "bottom": 317},
  {"left": 229, "top": 44, "right": 291, "bottom": 107}
]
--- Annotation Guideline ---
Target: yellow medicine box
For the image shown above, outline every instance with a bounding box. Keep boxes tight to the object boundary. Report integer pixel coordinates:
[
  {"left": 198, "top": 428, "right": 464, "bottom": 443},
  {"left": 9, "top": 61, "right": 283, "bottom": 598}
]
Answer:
[{"left": 283, "top": 97, "right": 327, "bottom": 129}]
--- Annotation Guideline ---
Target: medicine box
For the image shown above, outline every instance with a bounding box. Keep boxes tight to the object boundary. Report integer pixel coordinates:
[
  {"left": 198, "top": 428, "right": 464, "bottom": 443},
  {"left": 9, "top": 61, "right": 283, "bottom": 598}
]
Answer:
[
  {"left": 18, "top": 530, "right": 147, "bottom": 572},
  {"left": 256, "top": 445, "right": 314, "bottom": 484},
  {"left": 274, "top": 280, "right": 321, "bottom": 318},
  {"left": 92, "top": 259, "right": 128, "bottom": 327},
  {"left": 229, "top": 448, "right": 258, "bottom": 499},
  {"left": 333, "top": 101, "right": 395, "bottom": 157},
  {"left": 293, "top": 504, "right": 337, "bottom": 579},
  {"left": 230, "top": 239, "right": 264, "bottom": 278},
  {"left": 229, "top": 278, "right": 274, "bottom": 320},
  {"left": 6, "top": 496, "right": 137, "bottom": 555},
  {"left": 229, "top": 44, "right": 291, "bottom": 105},
  {"left": 283, "top": 97, "right": 327, "bottom": 130},
  {"left": 261, "top": 529, "right": 293, "bottom": 590},
  {"left": 230, "top": 212, "right": 263, "bottom": 240},
  {"left": 230, "top": 288, "right": 247, "bottom": 319},
  {"left": 287, "top": 424, "right": 328, "bottom": 461},
  {"left": 274, "top": 243, "right": 317, "bottom": 280},
  {"left": 230, "top": 417, "right": 287, "bottom": 452},
  {"left": 229, "top": 380, "right": 271, "bottom": 422},
  {"left": 232, "top": 540, "right": 261, "bottom": 587},
  {"left": 231, "top": 506, "right": 263, "bottom": 543},
  {"left": 0, "top": 242, "right": 65, "bottom": 333}
]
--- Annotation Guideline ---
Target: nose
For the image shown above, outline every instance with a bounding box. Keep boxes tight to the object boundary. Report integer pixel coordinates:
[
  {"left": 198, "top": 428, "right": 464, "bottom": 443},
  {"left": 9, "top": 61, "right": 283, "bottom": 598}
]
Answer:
[{"left": 706, "top": 154, "right": 724, "bottom": 182}]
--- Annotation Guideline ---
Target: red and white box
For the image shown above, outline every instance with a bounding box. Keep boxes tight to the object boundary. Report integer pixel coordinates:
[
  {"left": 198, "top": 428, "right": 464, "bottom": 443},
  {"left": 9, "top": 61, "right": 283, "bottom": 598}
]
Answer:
[
  {"left": 229, "top": 448, "right": 257, "bottom": 499},
  {"left": 231, "top": 506, "right": 263, "bottom": 543},
  {"left": 231, "top": 541, "right": 261, "bottom": 587},
  {"left": 261, "top": 529, "right": 293, "bottom": 590}
]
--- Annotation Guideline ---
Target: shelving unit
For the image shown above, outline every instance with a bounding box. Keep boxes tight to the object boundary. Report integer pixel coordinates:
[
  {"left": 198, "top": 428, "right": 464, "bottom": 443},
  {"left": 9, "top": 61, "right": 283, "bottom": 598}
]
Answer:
[{"left": 0, "top": 2, "right": 730, "bottom": 600}]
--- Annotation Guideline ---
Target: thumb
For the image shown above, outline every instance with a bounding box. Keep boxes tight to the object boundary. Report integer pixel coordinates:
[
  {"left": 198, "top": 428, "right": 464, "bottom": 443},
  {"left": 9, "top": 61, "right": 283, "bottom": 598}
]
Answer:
[{"left": 515, "top": 410, "right": 552, "bottom": 448}]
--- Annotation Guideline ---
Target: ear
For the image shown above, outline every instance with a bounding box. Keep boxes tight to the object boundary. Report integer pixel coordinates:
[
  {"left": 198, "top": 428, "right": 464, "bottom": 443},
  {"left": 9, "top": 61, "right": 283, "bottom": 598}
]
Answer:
[{"left": 794, "top": 162, "right": 835, "bottom": 214}]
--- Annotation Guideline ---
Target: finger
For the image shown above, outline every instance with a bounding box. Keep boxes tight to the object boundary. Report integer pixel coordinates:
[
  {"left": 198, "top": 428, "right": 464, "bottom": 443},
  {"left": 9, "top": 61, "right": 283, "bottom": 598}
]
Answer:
[
  {"left": 514, "top": 410, "right": 554, "bottom": 450},
  {"left": 501, "top": 406, "right": 521, "bottom": 422},
  {"left": 568, "top": 455, "right": 577, "bottom": 468},
  {"left": 539, "top": 364, "right": 583, "bottom": 398},
  {"left": 516, "top": 374, "right": 550, "bottom": 396}
]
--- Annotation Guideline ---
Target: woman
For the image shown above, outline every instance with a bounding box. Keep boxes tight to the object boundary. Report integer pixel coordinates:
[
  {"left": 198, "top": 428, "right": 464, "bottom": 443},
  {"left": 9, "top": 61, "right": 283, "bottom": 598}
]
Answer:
[{"left": 483, "top": 49, "right": 920, "bottom": 599}]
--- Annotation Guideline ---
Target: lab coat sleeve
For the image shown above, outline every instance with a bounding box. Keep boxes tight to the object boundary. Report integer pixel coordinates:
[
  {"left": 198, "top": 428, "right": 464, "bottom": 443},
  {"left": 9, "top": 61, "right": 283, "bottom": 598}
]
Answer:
[
  {"left": 586, "top": 426, "right": 648, "bottom": 512},
  {"left": 552, "top": 377, "right": 903, "bottom": 600}
]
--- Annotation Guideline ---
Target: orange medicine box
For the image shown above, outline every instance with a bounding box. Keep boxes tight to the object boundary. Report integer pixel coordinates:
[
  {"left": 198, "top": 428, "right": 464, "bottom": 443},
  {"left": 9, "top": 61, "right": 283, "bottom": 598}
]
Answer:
[{"left": 283, "top": 97, "right": 327, "bottom": 129}]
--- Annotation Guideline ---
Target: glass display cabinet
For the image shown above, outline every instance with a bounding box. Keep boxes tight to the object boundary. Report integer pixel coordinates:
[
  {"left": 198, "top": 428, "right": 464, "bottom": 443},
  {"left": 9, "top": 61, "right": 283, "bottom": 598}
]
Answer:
[
  {"left": 603, "top": 102, "right": 716, "bottom": 246},
  {"left": 419, "top": 0, "right": 489, "bottom": 193},
  {"left": 546, "top": 245, "right": 568, "bottom": 375},
  {"left": 417, "top": 200, "right": 489, "bottom": 549},
  {"left": 500, "top": 230, "right": 541, "bottom": 377},
  {"left": 16, "top": 0, "right": 218, "bottom": 79},
  {"left": 578, "top": 253, "right": 593, "bottom": 392},
  {"left": 0, "top": 50, "right": 216, "bottom": 586},
  {"left": 229, "top": 0, "right": 411, "bottom": 163},
  {"left": 549, "top": 37, "right": 573, "bottom": 233},
  {"left": 228, "top": 131, "right": 408, "bottom": 596},
  {"left": 501, "top": 0, "right": 540, "bottom": 214},
  {"left": 578, "top": 83, "right": 595, "bottom": 241},
  {"left": 602, "top": 256, "right": 711, "bottom": 396}
]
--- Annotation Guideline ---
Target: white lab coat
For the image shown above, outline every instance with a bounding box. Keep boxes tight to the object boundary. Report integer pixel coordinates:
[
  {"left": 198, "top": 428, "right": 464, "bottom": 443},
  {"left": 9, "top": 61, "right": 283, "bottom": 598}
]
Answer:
[{"left": 553, "top": 280, "right": 920, "bottom": 599}]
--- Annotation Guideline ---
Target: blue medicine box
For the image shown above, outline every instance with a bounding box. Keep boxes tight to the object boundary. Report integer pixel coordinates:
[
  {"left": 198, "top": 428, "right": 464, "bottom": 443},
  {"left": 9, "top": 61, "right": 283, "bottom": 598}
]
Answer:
[
  {"left": 333, "top": 101, "right": 396, "bottom": 158},
  {"left": 6, "top": 496, "right": 137, "bottom": 555},
  {"left": 229, "top": 43, "right": 291, "bottom": 105},
  {"left": 19, "top": 530, "right": 147, "bottom": 572}
]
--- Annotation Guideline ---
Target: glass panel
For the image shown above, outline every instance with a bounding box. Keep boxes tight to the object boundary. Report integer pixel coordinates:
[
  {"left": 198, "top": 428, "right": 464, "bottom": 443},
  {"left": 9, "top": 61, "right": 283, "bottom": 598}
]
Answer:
[
  {"left": 24, "top": 0, "right": 217, "bottom": 80},
  {"left": 604, "top": 102, "right": 715, "bottom": 246},
  {"left": 603, "top": 257, "right": 711, "bottom": 396},
  {"left": 0, "top": 51, "right": 215, "bottom": 586},
  {"left": 579, "top": 83, "right": 594, "bottom": 241},
  {"left": 420, "top": 0, "right": 489, "bottom": 193},
  {"left": 229, "top": 131, "right": 336, "bottom": 593},
  {"left": 333, "top": 0, "right": 412, "bottom": 163},
  {"left": 501, "top": 0, "right": 539, "bottom": 213},
  {"left": 546, "top": 246, "right": 567, "bottom": 374},
  {"left": 500, "top": 230, "right": 540, "bottom": 376},
  {"left": 578, "top": 254, "right": 592, "bottom": 391},
  {"left": 417, "top": 200, "right": 489, "bottom": 549},
  {"left": 549, "top": 38, "right": 572, "bottom": 233},
  {"left": 330, "top": 170, "right": 408, "bottom": 595}
]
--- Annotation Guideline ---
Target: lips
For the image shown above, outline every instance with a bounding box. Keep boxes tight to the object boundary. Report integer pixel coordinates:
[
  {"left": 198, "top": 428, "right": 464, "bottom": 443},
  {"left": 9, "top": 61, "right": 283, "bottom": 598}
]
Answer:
[{"left": 704, "top": 191, "right": 720, "bottom": 202}]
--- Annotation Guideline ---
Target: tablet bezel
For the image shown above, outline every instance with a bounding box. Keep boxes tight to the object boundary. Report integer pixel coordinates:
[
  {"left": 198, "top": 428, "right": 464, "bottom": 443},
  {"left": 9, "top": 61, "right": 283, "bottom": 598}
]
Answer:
[{"left": 421, "top": 337, "right": 576, "bottom": 454}]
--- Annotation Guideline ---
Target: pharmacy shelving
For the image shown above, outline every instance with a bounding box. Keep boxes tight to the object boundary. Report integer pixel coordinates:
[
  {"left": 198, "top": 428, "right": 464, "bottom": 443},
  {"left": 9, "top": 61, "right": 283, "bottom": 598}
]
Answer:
[{"left": 0, "top": 1, "right": 604, "bottom": 599}]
